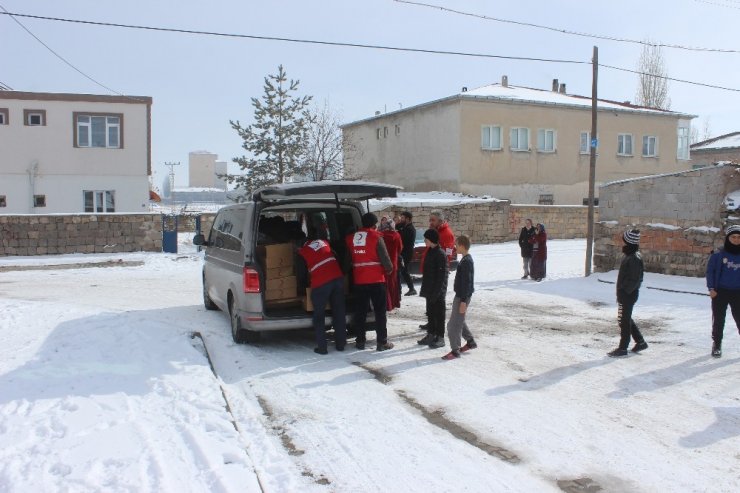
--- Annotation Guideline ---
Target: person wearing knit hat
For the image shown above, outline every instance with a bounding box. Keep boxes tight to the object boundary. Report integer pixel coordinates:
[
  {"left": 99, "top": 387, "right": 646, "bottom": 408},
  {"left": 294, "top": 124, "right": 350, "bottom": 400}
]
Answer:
[
  {"left": 608, "top": 228, "right": 648, "bottom": 357},
  {"left": 418, "top": 228, "right": 449, "bottom": 349},
  {"left": 705, "top": 225, "right": 740, "bottom": 357}
]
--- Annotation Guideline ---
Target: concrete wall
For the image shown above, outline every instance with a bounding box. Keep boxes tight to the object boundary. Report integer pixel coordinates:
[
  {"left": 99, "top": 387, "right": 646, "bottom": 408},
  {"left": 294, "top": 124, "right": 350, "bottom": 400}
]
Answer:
[
  {"left": 0, "top": 92, "right": 151, "bottom": 214},
  {"left": 372, "top": 202, "right": 595, "bottom": 244},
  {"left": 594, "top": 164, "right": 740, "bottom": 276},
  {"left": 690, "top": 149, "right": 739, "bottom": 168},
  {"left": 0, "top": 214, "right": 162, "bottom": 256}
]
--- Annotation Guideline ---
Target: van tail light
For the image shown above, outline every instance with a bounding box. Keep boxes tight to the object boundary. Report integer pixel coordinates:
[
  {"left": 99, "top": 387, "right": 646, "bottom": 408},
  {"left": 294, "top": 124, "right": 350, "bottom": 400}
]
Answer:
[{"left": 243, "top": 267, "right": 260, "bottom": 293}]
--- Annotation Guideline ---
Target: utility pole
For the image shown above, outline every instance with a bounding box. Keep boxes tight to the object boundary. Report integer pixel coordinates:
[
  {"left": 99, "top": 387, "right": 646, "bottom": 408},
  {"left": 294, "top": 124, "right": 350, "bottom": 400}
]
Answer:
[
  {"left": 585, "top": 46, "right": 598, "bottom": 276},
  {"left": 165, "top": 161, "right": 180, "bottom": 209}
]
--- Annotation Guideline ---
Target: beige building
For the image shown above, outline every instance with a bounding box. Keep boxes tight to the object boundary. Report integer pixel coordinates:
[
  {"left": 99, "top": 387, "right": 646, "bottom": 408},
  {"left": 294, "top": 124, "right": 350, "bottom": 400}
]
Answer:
[
  {"left": 188, "top": 150, "right": 227, "bottom": 189},
  {"left": 342, "top": 78, "right": 695, "bottom": 204},
  {"left": 0, "top": 91, "right": 152, "bottom": 213}
]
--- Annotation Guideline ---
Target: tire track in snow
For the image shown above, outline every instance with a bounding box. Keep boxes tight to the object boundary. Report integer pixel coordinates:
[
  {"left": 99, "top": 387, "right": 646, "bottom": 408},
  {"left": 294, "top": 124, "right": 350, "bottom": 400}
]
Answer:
[{"left": 352, "top": 362, "right": 521, "bottom": 464}]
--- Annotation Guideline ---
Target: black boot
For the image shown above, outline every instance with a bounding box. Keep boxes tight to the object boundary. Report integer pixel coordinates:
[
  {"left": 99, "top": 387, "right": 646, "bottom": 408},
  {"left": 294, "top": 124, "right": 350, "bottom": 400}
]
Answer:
[{"left": 712, "top": 342, "right": 722, "bottom": 358}]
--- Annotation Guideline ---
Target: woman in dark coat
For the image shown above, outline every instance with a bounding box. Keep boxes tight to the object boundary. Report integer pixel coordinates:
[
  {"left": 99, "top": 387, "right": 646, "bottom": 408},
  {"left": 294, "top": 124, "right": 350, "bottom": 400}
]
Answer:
[
  {"left": 518, "top": 219, "right": 535, "bottom": 279},
  {"left": 528, "top": 223, "right": 547, "bottom": 281}
]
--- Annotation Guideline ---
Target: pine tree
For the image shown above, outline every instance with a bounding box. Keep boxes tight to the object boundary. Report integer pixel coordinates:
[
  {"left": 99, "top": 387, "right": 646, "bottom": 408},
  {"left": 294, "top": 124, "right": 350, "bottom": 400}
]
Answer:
[{"left": 229, "top": 65, "right": 313, "bottom": 200}]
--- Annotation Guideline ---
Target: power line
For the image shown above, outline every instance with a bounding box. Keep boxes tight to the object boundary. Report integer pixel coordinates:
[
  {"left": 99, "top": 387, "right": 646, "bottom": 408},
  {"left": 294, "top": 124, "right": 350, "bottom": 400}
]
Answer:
[
  {"left": 394, "top": 0, "right": 740, "bottom": 53},
  {"left": 601, "top": 64, "right": 740, "bottom": 92},
  {"left": 0, "top": 11, "right": 587, "bottom": 65},
  {"left": 1, "top": 10, "right": 738, "bottom": 93},
  {"left": 0, "top": 4, "right": 129, "bottom": 96},
  {"left": 0, "top": 80, "right": 13, "bottom": 90}
]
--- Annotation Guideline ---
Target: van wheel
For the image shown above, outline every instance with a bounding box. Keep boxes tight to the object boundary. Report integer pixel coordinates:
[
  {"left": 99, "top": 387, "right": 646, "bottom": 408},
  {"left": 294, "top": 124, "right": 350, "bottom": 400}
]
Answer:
[
  {"left": 203, "top": 277, "right": 218, "bottom": 311},
  {"left": 229, "top": 298, "right": 260, "bottom": 344}
]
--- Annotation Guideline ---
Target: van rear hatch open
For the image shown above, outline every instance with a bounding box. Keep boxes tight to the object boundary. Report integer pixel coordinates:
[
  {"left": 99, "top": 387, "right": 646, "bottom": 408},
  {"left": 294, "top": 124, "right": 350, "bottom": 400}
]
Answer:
[{"left": 253, "top": 180, "right": 402, "bottom": 203}]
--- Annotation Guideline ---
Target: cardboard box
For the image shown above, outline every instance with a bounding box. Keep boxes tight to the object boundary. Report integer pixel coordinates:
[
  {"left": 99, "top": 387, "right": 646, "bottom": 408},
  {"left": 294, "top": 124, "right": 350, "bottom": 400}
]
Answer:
[
  {"left": 266, "top": 265, "right": 294, "bottom": 280},
  {"left": 264, "top": 243, "right": 294, "bottom": 269},
  {"left": 268, "top": 275, "right": 297, "bottom": 290},
  {"left": 265, "top": 286, "right": 298, "bottom": 301}
]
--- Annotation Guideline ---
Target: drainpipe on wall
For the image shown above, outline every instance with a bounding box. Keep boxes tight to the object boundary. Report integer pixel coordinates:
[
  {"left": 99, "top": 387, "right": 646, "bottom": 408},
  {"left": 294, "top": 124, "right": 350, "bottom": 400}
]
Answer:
[{"left": 27, "top": 160, "right": 39, "bottom": 213}]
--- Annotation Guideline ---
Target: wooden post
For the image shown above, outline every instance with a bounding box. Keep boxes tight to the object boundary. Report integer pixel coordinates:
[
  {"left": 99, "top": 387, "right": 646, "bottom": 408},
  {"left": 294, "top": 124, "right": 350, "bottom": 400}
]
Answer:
[{"left": 585, "top": 46, "right": 598, "bottom": 276}]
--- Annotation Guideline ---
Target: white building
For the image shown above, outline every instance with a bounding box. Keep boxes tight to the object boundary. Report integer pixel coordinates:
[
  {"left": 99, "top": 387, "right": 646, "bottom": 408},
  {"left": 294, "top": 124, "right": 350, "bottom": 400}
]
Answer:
[{"left": 0, "top": 91, "right": 152, "bottom": 213}]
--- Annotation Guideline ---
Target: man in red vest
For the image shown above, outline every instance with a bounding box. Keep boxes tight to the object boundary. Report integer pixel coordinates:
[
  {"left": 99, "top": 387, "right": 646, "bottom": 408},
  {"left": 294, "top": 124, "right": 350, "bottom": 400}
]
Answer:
[
  {"left": 346, "top": 213, "right": 394, "bottom": 351},
  {"left": 297, "top": 231, "right": 347, "bottom": 355},
  {"left": 429, "top": 209, "right": 456, "bottom": 264}
]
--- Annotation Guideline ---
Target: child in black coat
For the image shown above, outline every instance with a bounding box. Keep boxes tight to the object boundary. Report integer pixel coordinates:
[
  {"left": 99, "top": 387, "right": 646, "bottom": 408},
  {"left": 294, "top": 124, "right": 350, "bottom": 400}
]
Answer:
[{"left": 417, "top": 228, "right": 449, "bottom": 348}]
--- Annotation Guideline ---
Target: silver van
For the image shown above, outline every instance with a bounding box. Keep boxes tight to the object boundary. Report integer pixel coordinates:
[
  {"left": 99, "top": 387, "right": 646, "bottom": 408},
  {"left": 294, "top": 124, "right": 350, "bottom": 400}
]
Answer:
[{"left": 193, "top": 181, "right": 400, "bottom": 343}]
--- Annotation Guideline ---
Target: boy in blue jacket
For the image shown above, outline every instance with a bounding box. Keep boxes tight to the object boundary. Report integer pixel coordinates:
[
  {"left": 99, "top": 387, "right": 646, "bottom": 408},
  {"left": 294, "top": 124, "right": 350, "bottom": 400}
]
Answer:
[{"left": 705, "top": 225, "right": 740, "bottom": 358}]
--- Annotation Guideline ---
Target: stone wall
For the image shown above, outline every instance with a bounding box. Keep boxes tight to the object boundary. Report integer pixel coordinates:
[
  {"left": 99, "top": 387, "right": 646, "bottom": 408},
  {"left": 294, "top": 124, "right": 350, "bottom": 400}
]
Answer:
[
  {"left": 0, "top": 214, "right": 162, "bottom": 256},
  {"left": 594, "top": 164, "right": 740, "bottom": 276},
  {"left": 373, "top": 202, "right": 596, "bottom": 244}
]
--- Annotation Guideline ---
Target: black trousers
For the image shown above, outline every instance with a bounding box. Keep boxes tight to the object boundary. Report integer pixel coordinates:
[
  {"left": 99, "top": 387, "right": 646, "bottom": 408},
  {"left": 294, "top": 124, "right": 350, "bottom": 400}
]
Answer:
[
  {"left": 425, "top": 296, "right": 446, "bottom": 338},
  {"left": 399, "top": 257, "right": 414, "bottom": 291},
  {"left": 617, "top": 292, "right": 644, "bottom": 350},
  {"left": 711, "top": 288, "right": 740, "bottom": 344},
  {"left": 353, "top": 283, "right": 388, "bottom": 345}
]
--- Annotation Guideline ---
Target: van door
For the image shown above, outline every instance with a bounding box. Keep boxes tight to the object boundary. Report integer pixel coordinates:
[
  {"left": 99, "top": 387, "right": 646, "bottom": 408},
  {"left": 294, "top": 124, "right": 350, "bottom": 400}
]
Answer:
[{"left": 205, "top": 207, "right": 248, "bottom": 309}]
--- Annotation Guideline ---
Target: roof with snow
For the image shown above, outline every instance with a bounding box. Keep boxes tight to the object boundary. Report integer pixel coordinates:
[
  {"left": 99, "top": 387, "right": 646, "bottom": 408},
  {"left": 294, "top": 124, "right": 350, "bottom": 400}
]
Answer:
[
  {"left": 342, "top": 82, "right": 694, "bottom": 127},
  {"left": 691, "top": 132, "right": 740, "bottom": 151}
]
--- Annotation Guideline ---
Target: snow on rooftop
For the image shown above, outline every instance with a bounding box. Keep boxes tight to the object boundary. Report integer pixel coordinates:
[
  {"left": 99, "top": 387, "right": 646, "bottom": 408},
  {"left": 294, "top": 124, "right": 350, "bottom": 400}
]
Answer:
[
  {"left": 370, "top": 191, "right": 504, "bottom": 211},
  {"left": 462, "top": 83, "right": 683, "bottom": 115},
  {"left": 691, "top": 132, "right": 740, "bottom": 150}
]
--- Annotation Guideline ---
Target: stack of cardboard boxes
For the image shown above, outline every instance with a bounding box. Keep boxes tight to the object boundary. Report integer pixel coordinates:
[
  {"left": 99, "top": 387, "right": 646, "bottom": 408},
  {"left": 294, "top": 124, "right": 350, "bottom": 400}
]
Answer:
[{"left": 262, "top": 243, "right": 298, "bottom": 303}]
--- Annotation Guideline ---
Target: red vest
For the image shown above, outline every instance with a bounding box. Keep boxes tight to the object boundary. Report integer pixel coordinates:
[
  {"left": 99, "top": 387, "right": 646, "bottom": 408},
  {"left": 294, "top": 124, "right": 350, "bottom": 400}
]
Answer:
[
  {"left": 298, "top": 239, "right": 343, "bottom": 288},
  {"left": 346, "top": 228, "right": 386, "bottom": 285}
]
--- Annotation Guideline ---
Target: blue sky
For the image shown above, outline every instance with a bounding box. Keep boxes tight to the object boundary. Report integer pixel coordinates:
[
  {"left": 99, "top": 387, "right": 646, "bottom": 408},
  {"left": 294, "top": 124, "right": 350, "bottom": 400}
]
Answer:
[{"left": 2, "top": 0, "right": 738, "bottom": 188}]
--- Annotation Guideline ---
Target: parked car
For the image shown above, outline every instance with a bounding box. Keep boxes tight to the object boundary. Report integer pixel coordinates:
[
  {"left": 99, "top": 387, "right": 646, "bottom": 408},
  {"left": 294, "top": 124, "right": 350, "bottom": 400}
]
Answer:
[
  {"left": 406, "top": 228, "right": 458, "bottom": 276},
  {"left": 193, "top": 181, "right": 401, "bottom": 343}
]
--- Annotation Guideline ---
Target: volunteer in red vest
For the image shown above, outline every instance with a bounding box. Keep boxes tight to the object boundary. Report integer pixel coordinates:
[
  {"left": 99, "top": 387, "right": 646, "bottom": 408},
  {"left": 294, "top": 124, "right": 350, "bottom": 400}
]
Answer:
[
  {"left": 345, "top": 213, "right": 394, "bottom": 351},
  {"left": 297, "top": 231, "right": 347, "bottom": 355},
  {"left": 429, "top": 209, "right": 456, "bottom": 264}
]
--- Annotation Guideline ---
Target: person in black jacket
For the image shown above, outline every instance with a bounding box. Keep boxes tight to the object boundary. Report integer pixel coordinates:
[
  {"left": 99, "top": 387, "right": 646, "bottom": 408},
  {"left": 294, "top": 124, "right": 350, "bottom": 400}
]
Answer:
[
  {"left": 518, "top": 219, "right": 535, "bottom": 279},
  {"left": 396, "top": 211, "right": 417, "bottom": 296},
  {"left": 442, "top": 235, "right": 477, "bottom": 360},
  {"left": 608, "top": 229, "right": 648, "bottom": 357},
  {"left": 417, "top": 228, "right": 449, "bottom": 348}
]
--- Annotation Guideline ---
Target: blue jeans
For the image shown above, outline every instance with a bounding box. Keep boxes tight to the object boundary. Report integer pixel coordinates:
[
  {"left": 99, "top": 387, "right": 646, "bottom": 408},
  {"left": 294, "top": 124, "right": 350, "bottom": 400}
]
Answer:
[{"left": 311, "top": 277, "right": 347, "bottom": 350}]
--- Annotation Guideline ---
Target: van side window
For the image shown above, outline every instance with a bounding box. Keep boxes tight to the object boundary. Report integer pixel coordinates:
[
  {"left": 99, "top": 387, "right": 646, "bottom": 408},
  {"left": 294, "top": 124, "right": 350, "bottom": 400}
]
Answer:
[{"left": 213, "top": 209, "right": 245, "bottom": 251}]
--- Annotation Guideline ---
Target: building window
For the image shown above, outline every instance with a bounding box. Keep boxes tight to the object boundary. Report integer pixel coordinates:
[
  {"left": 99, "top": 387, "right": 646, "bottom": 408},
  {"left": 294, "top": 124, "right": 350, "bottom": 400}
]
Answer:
[
  {"left": 582, "top": 197, "right": 599, "bottom": 206},
  {"left": 84, "top": 190, "right": 115, "bottom": 212},
  {"left": 538, "top": 194, "right": 554, "bottom": 205},
  {"left": 75, "top": 114, "right": 122, "bottom": 148},
  {"left": 617, "top": 134, "right": 633, "bottom": 156},
  {"left": 481, "top": 125, "right": 502, "bottom": 150},
  {"left": 677, "top": 126, "right": 690, "bottom": 160},
  {"left": 376, "top": 128, "right": 381, "bottom": 139},
  {"left": 24, "top": 109, "right": 46, "bottom": 126},
  {"left": 395, "top": 124, "right": 401, "bottom": 136},
  {"left": 0, "top": 108, "right": 8, "bottom": 125},
  {"left": 642, "top": 135, "right": 659, "bottom": 157},
  {"left": 0, "top": 195, "right": 6, "bottom": 207},
  {"left": 33, "top": 195, "right": 46, "bottom": 207},
  {"left": 510, "top": 127, "right": 529, "bottom": 151},
  {"left": 383, "top": 127, "right": 388, "bottom": 138},
  {"left": 537, "top": 129, "right": 556, "bottom": 152}
]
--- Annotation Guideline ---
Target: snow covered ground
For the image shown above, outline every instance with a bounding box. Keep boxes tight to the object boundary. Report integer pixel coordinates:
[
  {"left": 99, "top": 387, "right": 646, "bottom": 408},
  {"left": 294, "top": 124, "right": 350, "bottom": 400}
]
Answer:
[{"left": 0, "top": 239, "right": 738, "bottom": 492}]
